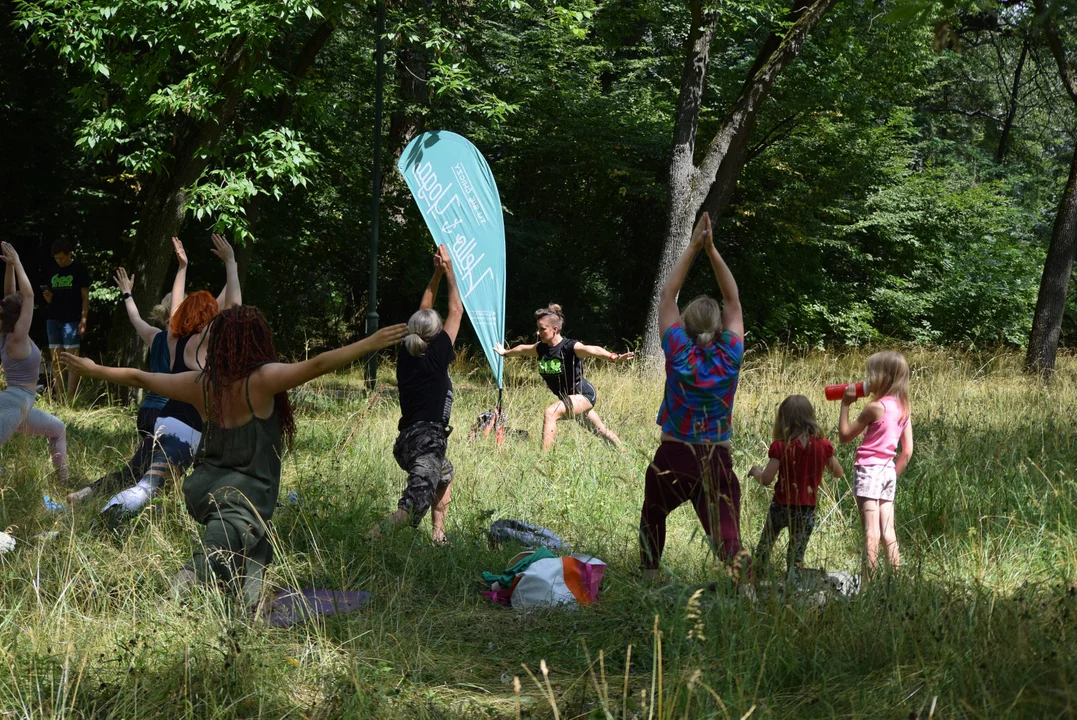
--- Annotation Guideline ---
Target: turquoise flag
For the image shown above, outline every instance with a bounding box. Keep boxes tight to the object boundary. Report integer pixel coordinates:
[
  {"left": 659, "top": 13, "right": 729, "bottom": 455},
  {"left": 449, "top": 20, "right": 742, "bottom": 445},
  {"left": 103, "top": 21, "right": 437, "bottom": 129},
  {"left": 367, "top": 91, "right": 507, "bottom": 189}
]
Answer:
[{"left": 398, "top": 131, "right": 505, "bottom": 388}]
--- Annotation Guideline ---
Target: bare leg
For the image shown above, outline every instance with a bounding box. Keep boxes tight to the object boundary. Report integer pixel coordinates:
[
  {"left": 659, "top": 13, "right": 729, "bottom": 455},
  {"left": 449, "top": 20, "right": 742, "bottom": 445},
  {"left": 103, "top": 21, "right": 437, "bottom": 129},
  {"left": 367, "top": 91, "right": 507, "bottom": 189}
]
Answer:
[
  {"left": 878, "top": 500, "right": 900, "bottom": 570},
  {"left": 543, "top": 395, "right": 594, "bottom": 451},
  {"left": 368, "top": 508, "right": 409, "bottom": 539},
  {"left": 65, "top": 347, "right": 81, "bottom": 401},
  {"left": 584, "top": 409, "right": 621, "bottom": 447},
  {"left": 857, "top": 496, "right": 881, "bottom": 579},
  {"left": 18, "top": 408, "right": 68, "bottom": 482},
  {"left": 542, "top": 400, "right": 567, "bottom": 451},
  {"left": 430, "top": 482, "right": 452, "bottom": 544},
  {"left": 49, "top": 349, "right": 66, "bottom": 402}
]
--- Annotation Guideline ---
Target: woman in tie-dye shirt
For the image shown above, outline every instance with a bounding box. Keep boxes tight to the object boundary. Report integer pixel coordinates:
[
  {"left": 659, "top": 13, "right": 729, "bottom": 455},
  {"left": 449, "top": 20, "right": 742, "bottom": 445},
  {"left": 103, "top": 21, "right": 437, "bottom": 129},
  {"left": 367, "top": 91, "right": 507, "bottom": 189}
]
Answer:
[{"left": 640, "top": 212, "right": 747, "bottom": 581}]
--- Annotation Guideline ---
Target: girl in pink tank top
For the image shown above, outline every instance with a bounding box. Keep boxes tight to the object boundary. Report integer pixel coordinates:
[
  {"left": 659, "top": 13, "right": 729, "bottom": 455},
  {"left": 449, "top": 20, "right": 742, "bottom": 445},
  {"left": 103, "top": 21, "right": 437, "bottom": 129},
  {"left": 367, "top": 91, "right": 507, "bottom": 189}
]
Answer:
[{"left": 837, "top": 351, "right": 914, "bottom": 579}]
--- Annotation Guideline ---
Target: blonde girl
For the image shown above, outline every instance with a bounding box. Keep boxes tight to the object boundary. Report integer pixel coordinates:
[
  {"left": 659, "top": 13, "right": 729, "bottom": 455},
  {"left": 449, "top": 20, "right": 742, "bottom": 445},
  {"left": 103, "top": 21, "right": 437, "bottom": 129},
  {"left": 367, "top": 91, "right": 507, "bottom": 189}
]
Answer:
[
  {"left": 838, "top": 351, "right": 914, "bottom": 577},
  {"left": 749, "top": 395, "right": 843, "bottom": 576}
]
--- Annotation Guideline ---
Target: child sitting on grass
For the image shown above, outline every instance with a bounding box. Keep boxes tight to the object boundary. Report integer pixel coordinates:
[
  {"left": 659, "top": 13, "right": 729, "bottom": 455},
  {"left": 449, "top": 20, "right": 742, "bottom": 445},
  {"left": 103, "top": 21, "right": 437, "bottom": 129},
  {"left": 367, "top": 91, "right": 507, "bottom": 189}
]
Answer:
[
  {"left": 749, "top": 395, "right": 843, "bottom": 578},
  {"left": 838, "top": 351, "right": 914, "bottom": 579}
]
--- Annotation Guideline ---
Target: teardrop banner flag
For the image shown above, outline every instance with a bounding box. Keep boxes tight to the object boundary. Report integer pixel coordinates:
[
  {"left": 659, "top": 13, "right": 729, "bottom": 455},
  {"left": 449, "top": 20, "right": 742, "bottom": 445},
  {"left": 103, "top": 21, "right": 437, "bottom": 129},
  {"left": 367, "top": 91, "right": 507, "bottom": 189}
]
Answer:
[{"left": 398, "top": 131, "right": 505, "bottom": 388}]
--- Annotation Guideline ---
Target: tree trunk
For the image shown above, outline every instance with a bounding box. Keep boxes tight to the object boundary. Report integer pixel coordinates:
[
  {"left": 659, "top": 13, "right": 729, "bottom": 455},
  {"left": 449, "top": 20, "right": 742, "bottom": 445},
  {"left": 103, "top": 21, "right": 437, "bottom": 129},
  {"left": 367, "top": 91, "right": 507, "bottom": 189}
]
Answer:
[
  {"left": 105, "top": 36, "right": 251, "bottom": 371},
  {"left": 641, "top": 0, "right": 838, "bottom": 362},
  {"left": 1026, "top": 142, "right": 1077, "bottom": 377},
  {"left": 996, "top": 35, "right": 1028, "bottom": 164},
  {"left": 1026, "top": 0, "right": 1077, "bottom": 377}
]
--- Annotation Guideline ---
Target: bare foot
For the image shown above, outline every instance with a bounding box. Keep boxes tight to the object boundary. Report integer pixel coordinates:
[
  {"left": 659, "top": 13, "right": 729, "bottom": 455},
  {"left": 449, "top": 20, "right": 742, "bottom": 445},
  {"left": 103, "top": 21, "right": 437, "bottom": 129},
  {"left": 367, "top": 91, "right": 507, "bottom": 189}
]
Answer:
[
  {"left": 368, "top": 509, "right": 409, "bottom": 539},
  {"left": 431, "top": 528, "right": 449, "bottom": 545},
  {"left": 67, "top": 486, "right": 94, "bottom": 503}
]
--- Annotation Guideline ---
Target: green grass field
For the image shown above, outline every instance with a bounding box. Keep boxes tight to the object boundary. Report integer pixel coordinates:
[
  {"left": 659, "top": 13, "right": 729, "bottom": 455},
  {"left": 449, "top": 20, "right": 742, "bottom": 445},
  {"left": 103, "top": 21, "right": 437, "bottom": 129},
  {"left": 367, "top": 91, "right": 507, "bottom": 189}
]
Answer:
[{"left": 1, "top": 348, "right": 1076, "bottom": 719}]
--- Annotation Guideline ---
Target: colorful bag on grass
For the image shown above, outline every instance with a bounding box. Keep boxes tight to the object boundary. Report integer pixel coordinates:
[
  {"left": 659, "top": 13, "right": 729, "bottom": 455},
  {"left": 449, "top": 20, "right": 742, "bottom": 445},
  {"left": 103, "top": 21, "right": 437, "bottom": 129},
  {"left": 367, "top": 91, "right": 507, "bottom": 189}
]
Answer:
[
  {"left": 482, "top": 550, "right": 606, "bottom": 609},
  {"left": 510, "top": 554, "right": 606, "bottom": 609}
]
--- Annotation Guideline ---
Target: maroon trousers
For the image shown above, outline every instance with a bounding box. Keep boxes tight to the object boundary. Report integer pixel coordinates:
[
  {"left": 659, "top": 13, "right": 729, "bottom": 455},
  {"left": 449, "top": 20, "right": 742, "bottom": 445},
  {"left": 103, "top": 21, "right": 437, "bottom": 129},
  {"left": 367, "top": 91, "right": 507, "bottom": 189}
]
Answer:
[{"left": 640, "top": 441, "right": 743, "bottom": 569}]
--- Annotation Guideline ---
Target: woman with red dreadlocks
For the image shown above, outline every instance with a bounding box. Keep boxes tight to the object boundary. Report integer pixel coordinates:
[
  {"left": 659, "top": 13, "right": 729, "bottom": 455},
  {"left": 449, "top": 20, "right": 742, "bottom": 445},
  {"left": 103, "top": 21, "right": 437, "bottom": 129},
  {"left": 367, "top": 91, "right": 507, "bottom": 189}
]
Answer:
[
  {"left": 69, "top": 235, "right": 239, "bottom": 523},
  {"left": 64, "top": 308, "right": 408, "bottom": 605}
]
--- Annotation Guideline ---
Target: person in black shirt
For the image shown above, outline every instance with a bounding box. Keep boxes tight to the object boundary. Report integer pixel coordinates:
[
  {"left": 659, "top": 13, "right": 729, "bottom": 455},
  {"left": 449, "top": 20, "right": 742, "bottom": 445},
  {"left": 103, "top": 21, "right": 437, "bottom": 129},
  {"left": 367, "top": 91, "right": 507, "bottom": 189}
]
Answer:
[
  {"left": 370, "top": 245, "right": 463, "bottom": 544},
  {"left": 495, "top": 304, "right": 633, "bottom": 451},
  {"left": 43, "top": 239, "right": 90, "bottom": 401}
]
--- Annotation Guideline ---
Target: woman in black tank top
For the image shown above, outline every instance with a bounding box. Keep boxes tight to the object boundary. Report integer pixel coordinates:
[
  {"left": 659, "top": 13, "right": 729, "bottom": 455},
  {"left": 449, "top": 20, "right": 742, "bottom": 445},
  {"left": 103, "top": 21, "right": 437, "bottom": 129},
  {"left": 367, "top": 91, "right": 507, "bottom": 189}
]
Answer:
[{"left": 495, "top": 304, "right": 633, "bottom": 451}]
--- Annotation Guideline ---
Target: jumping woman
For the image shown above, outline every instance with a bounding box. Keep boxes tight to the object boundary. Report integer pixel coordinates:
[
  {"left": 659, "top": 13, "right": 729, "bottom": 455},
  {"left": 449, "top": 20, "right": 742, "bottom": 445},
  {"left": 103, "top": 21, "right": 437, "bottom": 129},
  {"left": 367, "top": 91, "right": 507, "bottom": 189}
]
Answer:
[
  {"left": 495, "top": 304, "right": 632, "bottom": 451},
  {"left": 0, "top": 242, "right": 68, "bottom": 481},
  {"left": 64, "top": 308, "right": 408, "bottom": 607}
]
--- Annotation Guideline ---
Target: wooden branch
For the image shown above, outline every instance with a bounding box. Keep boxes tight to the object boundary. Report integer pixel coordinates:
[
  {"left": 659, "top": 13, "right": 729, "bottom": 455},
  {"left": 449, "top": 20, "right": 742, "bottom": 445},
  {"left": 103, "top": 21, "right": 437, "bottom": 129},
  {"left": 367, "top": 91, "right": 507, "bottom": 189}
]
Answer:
[
  {"left": 1034, "top": 0, "right": 1077, "bottom": 105},
  {"left": 693, "top": 0, "right": 839, "bottom": 209}
]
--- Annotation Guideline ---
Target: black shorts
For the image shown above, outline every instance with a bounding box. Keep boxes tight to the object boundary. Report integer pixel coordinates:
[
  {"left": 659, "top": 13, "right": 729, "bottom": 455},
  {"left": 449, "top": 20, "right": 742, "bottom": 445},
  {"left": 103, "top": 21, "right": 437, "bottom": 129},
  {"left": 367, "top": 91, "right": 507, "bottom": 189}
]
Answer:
[{"left": 559, "top": 379, "right": 596, "bottom": 410}]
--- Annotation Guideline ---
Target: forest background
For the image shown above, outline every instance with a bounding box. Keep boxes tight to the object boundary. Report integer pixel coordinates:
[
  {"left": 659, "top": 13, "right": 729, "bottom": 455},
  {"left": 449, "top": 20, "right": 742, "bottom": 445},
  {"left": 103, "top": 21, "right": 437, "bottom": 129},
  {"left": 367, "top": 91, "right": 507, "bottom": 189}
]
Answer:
[{"left": 1, "top": 0, "right": 1075, "bottom": 374}]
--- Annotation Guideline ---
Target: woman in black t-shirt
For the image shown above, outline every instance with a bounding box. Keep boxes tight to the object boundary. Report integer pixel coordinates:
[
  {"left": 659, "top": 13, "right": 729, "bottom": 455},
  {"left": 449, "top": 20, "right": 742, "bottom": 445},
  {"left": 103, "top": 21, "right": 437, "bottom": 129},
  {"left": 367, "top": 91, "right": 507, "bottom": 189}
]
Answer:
[
  {"left": 495, "top": 304, "right": 633, "bottom": 451},
  {"left": 370, "top": 245, "right": 463, "bottom": 544}
]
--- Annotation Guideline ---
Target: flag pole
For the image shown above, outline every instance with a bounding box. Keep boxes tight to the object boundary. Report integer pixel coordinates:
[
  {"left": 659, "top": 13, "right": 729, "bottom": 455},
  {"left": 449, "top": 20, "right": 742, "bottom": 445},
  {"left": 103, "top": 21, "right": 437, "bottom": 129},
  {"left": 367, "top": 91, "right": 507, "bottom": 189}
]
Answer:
[{"left": 364, "top": 0, "right": 386, "bottom": 389}]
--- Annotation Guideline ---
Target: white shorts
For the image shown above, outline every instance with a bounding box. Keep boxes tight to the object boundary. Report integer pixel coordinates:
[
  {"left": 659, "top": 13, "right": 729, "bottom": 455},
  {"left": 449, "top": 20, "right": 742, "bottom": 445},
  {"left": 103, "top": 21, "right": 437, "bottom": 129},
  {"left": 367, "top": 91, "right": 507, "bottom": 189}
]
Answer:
[{"left": 853, "top": 463, "right": 897, "bottom": 502}]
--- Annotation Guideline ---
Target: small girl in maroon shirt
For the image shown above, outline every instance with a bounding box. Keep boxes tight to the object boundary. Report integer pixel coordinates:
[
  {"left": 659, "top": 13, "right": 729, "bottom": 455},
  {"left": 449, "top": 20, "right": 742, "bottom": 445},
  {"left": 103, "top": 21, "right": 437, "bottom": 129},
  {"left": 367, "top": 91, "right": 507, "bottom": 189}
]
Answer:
[{"left": 749, "top": 395, "right": 844, "bottom": 577}]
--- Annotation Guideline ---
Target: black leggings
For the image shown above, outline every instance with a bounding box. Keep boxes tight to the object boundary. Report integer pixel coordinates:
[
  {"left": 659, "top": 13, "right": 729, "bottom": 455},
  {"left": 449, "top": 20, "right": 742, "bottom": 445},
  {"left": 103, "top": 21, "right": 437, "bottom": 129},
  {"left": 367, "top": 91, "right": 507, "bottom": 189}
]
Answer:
[{"left": 91, "top": 406, "right": 162, "bottom": 495}]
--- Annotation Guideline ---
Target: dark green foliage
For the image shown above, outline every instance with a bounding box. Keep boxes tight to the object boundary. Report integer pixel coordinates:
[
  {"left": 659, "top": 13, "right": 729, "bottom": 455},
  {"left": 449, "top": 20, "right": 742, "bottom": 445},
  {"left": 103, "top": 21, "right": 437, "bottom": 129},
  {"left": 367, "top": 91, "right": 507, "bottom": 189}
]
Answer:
[{"left": 2, "top": 0, "right": 1074, "bottom": 354}]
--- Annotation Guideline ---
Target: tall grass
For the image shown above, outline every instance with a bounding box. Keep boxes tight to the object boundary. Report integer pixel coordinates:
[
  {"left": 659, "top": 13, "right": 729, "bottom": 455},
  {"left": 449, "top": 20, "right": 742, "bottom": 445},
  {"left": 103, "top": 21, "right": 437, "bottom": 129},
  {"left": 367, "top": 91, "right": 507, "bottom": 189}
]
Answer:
[{"left": 1, "top": 348, "right": 1075, "bottom": 718}]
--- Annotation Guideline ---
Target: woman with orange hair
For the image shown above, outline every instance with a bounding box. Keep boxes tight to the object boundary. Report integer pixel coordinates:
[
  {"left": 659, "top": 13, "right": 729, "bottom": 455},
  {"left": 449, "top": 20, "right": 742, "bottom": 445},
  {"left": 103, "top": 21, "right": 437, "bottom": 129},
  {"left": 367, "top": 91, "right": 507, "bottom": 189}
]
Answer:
[
  {"left": 65, "top": 307, "right": 408, "bottom": 606},
  {"left": 70, "top": 235, "right": 240, "bottom": 520}
]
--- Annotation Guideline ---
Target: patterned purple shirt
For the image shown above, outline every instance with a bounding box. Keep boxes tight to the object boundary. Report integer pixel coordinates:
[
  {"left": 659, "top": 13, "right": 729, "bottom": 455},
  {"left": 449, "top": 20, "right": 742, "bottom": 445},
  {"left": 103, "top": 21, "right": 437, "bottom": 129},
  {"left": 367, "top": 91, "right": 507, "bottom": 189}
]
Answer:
[{"left": 657, "top": 323, "right": 744, "bottom": 442}]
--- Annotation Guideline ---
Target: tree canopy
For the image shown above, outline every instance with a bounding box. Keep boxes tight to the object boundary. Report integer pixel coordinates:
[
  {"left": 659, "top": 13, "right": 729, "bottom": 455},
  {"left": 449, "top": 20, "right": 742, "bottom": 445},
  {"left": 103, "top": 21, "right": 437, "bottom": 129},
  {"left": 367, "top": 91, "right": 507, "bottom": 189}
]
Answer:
[{"left": 3, "top": 0, "right": 1074, "bottom": 363}]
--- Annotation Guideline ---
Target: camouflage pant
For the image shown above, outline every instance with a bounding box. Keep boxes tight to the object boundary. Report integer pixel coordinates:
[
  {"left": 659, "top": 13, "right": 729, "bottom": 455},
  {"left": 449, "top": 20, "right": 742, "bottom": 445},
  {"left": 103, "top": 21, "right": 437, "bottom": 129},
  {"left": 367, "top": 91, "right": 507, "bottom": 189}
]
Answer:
[{"left": 394, "top": 421, "right": 454, "bottom": 526}]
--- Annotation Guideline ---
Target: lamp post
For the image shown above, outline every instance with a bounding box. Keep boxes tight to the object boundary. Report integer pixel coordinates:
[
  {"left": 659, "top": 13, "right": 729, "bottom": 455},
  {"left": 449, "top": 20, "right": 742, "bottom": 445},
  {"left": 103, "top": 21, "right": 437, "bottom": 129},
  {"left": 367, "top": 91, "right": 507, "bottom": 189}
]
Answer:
[{"left": 365, "top": 0, "right": 386, "bottom": 389}]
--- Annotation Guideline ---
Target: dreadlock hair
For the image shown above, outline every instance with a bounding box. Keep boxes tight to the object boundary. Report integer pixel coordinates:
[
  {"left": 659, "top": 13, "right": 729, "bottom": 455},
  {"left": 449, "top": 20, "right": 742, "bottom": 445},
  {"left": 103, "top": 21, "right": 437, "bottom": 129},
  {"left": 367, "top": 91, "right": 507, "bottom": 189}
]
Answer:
[
  {"left": 202, "top": 306, "right": 296, "bottom": 449},
  {"left": 171, "top": 290, "right": 219, "bottom": 337}
]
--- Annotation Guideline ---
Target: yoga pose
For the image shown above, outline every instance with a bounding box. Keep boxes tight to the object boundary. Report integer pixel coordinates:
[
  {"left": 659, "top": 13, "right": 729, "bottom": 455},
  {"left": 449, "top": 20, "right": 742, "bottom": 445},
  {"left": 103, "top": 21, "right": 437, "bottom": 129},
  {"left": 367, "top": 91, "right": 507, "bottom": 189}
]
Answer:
[
  {"left": 749, "top": 395, "right": 844, "bottom": 578},
  {"left": 69, "top": 236, "right": 236, "bottom": 519},
  {"left": 0, "top": 242, "right": 68, "bottom": 481},
  {"left": 371, "top": 245, "right": 462, "bottom": 543},
  {"left": 64, "top": 307, "right": 408, "bottom": 607},
  {"left": 639, "top": 213, "right": 747, "bottom": 581},
  {"left": 495, "top": 304, "right": 631, "bottom": 451},
  {"left": 838, "top": 351, "right": 913, "bottom": 578}
]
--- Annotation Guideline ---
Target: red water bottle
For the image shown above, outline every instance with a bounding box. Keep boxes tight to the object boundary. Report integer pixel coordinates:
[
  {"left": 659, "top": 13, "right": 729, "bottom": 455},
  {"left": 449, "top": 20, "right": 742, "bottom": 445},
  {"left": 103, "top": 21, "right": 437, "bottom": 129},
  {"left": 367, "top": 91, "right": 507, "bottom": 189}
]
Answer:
[{"left": 825, "top": 380, "right": 868, "bottom": 402}]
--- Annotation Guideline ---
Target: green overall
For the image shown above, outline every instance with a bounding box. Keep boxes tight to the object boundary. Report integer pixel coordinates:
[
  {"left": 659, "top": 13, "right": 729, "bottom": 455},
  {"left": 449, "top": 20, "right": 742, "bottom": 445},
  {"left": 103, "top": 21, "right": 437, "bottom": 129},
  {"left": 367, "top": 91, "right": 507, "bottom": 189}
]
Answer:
[{"left": 182, "top": 386, "right": 282, "bottom": 606}]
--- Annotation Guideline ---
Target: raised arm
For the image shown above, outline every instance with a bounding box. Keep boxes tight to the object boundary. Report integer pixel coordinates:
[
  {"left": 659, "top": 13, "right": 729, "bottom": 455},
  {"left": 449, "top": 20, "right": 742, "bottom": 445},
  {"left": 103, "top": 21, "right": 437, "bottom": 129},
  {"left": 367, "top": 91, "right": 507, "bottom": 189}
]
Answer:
[
  {"left": 253, "top": 323, "right": 409, "bottom": 396},
  {"left": 437, "top": 245, "right": 464, "bottom": 344},
  {"left": 704, "top": 226, "right": 743, "bottom": 338},
  {"left": 1, "top": 243, "right": 35, "bottom": 341},
  {"left": 574, "top": 343, "right": 634, "bottom": 362},
  {"left": 4, "top": 256, "right": 14, "bottom": 297},
  {"left": 494, "top": 341, "right": 539, "bottom": 358},
  {"left": 658, "top": 213, "right": 711, "bottom": 337},
  {"left": 211, "top": 234, "right": 241, "bottom": 309},
  {"left": 170, "top": 237, "right": 188, "bottom": 317},
  {"left": 420, "top": 261, "right": 443, "bottom": 311},
  {"left": 838, "top": 386, "right": 884, "bottom": 444},
  {"left": 61, "top": 354, "right": 205, "bottom": 410},
  {"left": 114, "top": 268, "right": 160, "bottom": 347}
]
